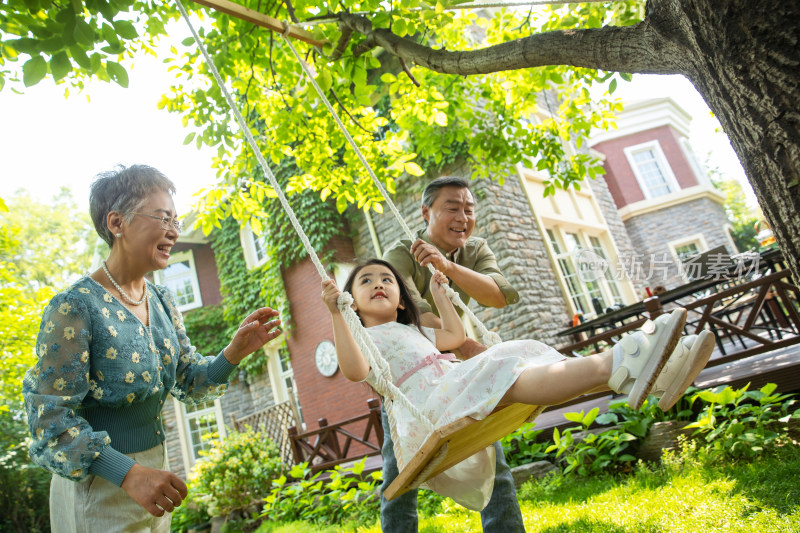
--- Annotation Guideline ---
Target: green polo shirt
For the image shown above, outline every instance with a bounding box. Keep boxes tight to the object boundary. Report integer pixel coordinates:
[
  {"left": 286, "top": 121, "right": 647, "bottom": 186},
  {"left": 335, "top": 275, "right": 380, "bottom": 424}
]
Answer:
[{"left": 382, "top": 229, "right": 519, "bottom": 316}]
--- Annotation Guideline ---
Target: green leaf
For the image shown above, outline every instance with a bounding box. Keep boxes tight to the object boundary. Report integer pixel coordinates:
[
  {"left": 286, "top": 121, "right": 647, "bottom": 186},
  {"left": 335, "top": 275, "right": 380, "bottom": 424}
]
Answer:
[
  {"left": 106, "top": 61, "right": 129, "bottom": 87},
  {"left": 73, "top": 19, "right": 95, "bottom": 47},
  {"left": 22, "top": 56, "right": 48, "bottom": 87},
  {"left": 609, "top": 78, "right": 617, "bottom": 94},
  {"left": 317, "top": 68, "right": 332, "bottom": 94},
  {"left": 112, "top": 19, "right": 138, "bottom": 40},
  {"left": 183, "top": 132, "right": 196, "bottom": 145},
  {"left": 404, "top": 162, "right": 424, "bottom": 176},
  {"left": 69, "top": 46, "right": 91, "bottom": 69},
  {"left": 50, "top": 51, "right": 72, "bottom": 81}
]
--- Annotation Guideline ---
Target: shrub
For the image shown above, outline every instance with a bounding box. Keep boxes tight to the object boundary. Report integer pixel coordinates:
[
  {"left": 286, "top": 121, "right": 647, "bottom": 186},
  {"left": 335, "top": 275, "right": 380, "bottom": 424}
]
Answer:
[
  {"left": 685, "top": 382, "right": 799, "bottom": 460},
  {"left": 262, "top": 457, "right": 381, "bottom": 526},
  {"left": 0, "top": 408, "right": 51, "bottom": 533},
  {"left": 546, "top": 406, "right": 644, "bottom": 476},
  {"left": 500, "top": 424, "right": 550, "bottom": 468},
  {"left": 189, "top": 428, "right": 283, "bottom": 519}
]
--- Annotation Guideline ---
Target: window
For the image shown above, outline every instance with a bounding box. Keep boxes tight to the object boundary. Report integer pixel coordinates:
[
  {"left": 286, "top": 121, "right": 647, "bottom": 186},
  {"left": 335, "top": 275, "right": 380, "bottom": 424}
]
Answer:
[
  {"left": 154, "top": 250, "right": 202, "bottom": 311},
  {"left": 173, "top": 398, "right": 226, "bottom": 472},
  {"left": 667, "top": 234, "right": 709, "bottom": 281},
  {"left": 547, "top": 228, "right": 625, "bottom": 318},
  {"left": 674, "top": 242, "right": 701, "bottom": 262},
  {"left": 624, "top": 141, "right": 680, "bottom": 200},
  {"left": 240, "top": 222, "right": 270, "bottom": 269},
  {"left": 588, "top": 236, "right": 623, "bottom": 303},
  {"left": 266, "top": 343, "right": 304, "bottom": 426}
]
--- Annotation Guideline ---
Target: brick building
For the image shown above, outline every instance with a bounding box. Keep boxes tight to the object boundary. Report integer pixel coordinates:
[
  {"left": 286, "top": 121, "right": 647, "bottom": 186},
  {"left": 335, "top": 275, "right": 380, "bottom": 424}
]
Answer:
[{"left": 590, "top": 97, "right": 735, "bottom": 290}]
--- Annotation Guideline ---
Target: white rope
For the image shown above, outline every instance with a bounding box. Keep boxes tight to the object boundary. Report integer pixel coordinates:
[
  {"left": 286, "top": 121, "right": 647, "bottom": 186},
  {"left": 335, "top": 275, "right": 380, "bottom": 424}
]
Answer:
[
  {"left": 176, "top": 0, "right": 434, "bottom": 433},
  {"left": 279, "top": 34, "right": 502, "bottom": 347}
]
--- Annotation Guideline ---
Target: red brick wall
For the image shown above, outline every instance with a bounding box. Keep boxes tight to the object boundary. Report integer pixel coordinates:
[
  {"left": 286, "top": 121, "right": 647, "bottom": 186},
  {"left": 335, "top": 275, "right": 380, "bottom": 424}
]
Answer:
[
  {"left": 173, "top": 242, "right": 223, "bottom": 307},
  {"left": 283, "top": 236, "right": 379, "bottom": 455},
  {"left": 594, "top": 125, "right": 700, "bottom": 209}
]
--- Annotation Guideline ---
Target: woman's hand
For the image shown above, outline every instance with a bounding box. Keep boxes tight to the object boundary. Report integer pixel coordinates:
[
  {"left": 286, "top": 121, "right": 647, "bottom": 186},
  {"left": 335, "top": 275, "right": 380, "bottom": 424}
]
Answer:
[
  {"left": 321, "top": 279, "right": 342, "bottom": 315},
  {"left": 223, "top": 308, "right": 281, "bottom": 365},
  {"left": 429, "top": 270, "right": 450, "bottom": 298},
  {"left": 121, "top": 463, "right": 188, "bottom": 517}
]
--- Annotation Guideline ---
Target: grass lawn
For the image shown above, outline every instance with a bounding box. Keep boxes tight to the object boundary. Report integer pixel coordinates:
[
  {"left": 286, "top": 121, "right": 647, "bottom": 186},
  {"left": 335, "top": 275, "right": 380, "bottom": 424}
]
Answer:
[{"left": 258, "top": 442, "right": 800, "bottom": 533}]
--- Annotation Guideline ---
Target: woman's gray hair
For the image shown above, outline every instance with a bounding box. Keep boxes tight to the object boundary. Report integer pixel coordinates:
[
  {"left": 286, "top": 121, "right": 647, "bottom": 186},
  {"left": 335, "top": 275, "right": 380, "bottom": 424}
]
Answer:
[
  {"left": 89, "top": 164, "right": 176, "bottom": 246},
  {"left": 421, "top": 175, "right": 472, "bottom": 208}
]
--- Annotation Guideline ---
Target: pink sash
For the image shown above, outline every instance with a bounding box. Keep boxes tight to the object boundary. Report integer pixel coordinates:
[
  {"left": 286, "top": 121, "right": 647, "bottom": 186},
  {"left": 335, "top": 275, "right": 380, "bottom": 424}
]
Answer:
[{"left": 395, "top": 352, "right": 458, "bottom": 387}]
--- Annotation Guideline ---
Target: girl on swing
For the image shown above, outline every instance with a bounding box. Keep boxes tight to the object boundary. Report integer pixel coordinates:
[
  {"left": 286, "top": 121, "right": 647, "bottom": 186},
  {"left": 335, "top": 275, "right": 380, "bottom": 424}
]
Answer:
[{"left": 321, "top": 258, "right": 713, "bottom": 511}]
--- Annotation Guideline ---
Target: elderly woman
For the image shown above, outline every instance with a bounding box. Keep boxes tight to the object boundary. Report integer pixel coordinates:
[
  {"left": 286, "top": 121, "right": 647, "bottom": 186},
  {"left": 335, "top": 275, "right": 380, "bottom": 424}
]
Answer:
[{"left": 23, "top": 165, "right": 281, "bottom": 532}]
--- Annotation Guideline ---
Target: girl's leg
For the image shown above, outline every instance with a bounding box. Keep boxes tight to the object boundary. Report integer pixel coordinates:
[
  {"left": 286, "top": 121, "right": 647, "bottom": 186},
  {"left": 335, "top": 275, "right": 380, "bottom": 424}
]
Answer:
[
  {"left": 501, "top": 351, "right": 613, "bottom": 406},
  {"left": 503, "top": 308, "right": 688, "bottom": 408}
]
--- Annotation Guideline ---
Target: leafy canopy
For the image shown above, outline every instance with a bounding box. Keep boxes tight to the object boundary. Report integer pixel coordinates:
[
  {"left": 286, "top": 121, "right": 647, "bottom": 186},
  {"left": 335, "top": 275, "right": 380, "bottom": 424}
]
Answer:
[
  {"left": 3, "top": 1, "right": 643, "bottom": 232},
  {"left": 0, "top": 190, "right": 98, "bottom": 407}
]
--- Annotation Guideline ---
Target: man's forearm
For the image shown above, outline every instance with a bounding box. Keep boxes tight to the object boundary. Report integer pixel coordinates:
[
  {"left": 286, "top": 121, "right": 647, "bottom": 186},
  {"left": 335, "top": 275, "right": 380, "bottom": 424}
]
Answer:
[{"left": 444, "top": 262, "right": 507, "bottom": 308}]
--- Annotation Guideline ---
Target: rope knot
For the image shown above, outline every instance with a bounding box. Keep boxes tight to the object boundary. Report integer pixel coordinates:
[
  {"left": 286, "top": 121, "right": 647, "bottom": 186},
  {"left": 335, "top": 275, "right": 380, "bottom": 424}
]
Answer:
[
  {"left": 337, "top": 291, "right": 354, "bottom": 311},
  {"left": 281, "top": 21, "right": 293, "bottom": 36}
]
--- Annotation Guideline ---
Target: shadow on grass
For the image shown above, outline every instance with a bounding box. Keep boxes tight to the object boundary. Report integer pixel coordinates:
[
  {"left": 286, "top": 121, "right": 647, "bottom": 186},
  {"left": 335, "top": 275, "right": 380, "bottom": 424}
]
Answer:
[
  {"left": 702, "top": 443, "right": 800, "bottom": 517},
  {"left": 537, "top": 518, "right": 664, "bottom": 533}
]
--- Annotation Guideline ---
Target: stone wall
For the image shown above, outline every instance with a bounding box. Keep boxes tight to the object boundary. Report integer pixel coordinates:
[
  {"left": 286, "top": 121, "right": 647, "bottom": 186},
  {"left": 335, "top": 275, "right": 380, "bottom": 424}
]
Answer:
[
  {"left": 623, "top": 197, "right": 733, "bottom": 289},
  {"left": 588, "top": 176, "right": 646, "bottom": 296},
  {"left": 352, "top": 164, "right": 572, "bottom": 347}
]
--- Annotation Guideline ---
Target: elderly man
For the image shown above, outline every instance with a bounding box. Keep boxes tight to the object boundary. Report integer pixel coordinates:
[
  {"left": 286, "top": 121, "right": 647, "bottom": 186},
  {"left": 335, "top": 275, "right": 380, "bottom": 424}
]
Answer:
[{"left": 380, "top": 176, "right": 525, "bottom": 533}]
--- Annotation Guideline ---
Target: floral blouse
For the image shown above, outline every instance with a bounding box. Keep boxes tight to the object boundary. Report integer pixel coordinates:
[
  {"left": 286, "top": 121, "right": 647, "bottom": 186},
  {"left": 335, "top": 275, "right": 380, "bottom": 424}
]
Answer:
[{"left": 23, "top": 276, "right": 237, "bottom": 485}]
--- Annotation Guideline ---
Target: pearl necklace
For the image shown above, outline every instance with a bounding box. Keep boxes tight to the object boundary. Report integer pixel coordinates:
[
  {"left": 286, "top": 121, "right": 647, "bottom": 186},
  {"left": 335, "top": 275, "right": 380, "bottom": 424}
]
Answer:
[{"left": 102, "top": 261, "right": 147, "bottom": 306}]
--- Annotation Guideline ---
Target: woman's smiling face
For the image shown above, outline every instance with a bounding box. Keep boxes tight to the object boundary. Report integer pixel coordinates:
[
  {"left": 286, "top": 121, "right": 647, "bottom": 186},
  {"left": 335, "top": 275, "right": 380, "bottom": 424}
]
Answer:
[{"left": 121, "top": 189, "right": 179, "bottom": 272}]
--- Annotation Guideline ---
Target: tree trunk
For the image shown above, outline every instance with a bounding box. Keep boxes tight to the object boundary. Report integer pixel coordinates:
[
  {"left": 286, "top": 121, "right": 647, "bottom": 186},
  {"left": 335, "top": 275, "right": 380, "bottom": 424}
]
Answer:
[
  {"left": 341, "top": 0, "right": 800, "bottom": 282},
  {"left": 675, "top": 1, "right": 800, "bottom": 282}
]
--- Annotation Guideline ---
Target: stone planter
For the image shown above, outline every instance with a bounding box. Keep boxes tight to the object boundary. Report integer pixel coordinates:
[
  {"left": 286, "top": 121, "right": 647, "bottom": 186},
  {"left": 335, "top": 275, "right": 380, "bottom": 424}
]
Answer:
[{"left": 635, "top": 420, "right": 693, "bottom": 463}]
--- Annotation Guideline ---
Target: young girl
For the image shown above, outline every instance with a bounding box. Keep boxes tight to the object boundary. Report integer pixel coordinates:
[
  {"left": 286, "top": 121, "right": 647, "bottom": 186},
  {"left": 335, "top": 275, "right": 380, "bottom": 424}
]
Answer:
[{"left": 321, "top": 259, "right": 711, "bottom": 510}]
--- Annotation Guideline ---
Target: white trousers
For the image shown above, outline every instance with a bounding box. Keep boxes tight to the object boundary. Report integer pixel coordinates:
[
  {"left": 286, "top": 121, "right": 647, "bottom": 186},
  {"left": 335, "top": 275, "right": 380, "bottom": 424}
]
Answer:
[{"left": 50, "top": 444, "right": 172, "bottom": 533}]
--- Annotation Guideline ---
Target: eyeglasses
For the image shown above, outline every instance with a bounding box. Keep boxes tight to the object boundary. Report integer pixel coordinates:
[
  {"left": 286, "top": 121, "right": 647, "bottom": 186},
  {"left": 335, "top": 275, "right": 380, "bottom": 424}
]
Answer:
[{"left": 132, "top": 212, "right": 183, "bottom": 232}]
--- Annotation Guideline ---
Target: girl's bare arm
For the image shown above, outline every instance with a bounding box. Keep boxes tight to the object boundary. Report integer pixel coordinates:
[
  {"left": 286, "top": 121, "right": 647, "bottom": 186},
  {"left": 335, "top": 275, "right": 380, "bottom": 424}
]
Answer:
[
  {"left": 429, "top": 271, "right": 466, "bottom": 351},
  {"left": 321, "top": 279, "right": 371, "bottom": 382}
]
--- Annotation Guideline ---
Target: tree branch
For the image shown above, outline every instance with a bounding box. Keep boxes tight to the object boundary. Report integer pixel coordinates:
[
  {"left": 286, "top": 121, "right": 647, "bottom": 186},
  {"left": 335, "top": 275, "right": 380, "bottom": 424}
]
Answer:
[
  {"left": 337, "top": 12, "right": 684, "bottom": 76},
  {"left": 331, "top": 26, "right": 354, "bottom": 60}
]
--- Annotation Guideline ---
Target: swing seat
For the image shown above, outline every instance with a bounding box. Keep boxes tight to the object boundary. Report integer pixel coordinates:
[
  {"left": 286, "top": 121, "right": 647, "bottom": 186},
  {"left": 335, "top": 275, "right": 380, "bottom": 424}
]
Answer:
[{"left": 384, "top": 403, "right": 543, "bottom": 500}]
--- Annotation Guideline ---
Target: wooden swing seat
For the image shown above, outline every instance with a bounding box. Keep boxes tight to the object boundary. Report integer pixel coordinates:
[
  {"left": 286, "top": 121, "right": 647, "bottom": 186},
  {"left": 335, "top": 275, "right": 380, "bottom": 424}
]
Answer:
[{"left": 384, "top": 403, "right": 543, "bottom": 500}]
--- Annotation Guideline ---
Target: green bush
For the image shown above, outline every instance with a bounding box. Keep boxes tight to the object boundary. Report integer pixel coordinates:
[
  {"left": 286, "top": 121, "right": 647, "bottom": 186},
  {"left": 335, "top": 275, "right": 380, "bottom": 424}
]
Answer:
[
  {"left": 501, "top": 425, "right": 550, "bottom": 468},
  {"left": 261, "top": 458, "right": 381, "bottom": 526},
  {"left": 0, "top": 409, "right": 51, "bottom": 533},
  {"left": 189, "top": 428, "right": 283, "bottom": 519},
  {"left": 685, "top": 382, "right": 799, "bottom": 460},
  {"left": 169, "top": 487, "right": 211, "bottom": 533}
]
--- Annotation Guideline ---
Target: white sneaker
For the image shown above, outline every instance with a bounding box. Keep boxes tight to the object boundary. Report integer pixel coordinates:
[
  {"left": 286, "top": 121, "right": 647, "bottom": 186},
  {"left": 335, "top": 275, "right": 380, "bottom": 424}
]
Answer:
[
  {"left": 608, "top": 308, "right": 687, "bottom": 409},
  {"left": 651, "top": 329, "right": 715, "bottom": 410}
]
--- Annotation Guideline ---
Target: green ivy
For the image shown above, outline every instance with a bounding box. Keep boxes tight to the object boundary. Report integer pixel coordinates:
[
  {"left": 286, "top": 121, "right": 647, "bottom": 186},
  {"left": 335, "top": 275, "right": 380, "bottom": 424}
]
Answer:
[
  {"left": 182, "top": 304, "right": 228, "bottom": 357},
  {"left": 208, "top": 158, "right": 347, "bottom": 377}
]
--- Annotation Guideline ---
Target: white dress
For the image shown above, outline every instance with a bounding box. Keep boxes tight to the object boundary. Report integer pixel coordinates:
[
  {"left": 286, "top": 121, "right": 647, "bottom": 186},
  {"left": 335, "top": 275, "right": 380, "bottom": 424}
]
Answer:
[{"left": 365, "top": 322, "right": 565, "bottom": 510}]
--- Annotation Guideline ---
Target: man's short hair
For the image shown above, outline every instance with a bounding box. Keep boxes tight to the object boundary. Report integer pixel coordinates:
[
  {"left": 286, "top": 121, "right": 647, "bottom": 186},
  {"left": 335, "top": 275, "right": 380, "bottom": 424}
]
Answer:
[{"left": 421, "top": 176, "right": 471, "bottom": 208}]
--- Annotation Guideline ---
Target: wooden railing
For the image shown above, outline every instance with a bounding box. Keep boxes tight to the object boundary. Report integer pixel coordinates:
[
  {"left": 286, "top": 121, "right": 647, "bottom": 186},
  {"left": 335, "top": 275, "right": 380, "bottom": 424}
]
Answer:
[
  {"left": 287, "top": 398, "right": 384, "bottom": 474},
  {"left": 558, "top": 270, "right": 800, "bottom": 371}
]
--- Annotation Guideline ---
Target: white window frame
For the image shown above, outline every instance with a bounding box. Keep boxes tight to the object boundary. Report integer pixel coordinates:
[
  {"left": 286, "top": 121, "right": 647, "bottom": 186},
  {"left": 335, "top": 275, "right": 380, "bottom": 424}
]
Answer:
[
  {"left": 266, "top": 342, "right": 304, "bottom": 427},
  {"left": 172, "top": 397, "right": 226, "bottom": 474},
  {"left": 667, "top": 233, "right": 709, "bottom": 281},
  {"left": 624, "top": 140, "right": 681, "bottom": 200},
  {"left": 679, "top": 137, "right": 712, "bottom": 187},
  {"left": 153, "top": 250, "right": 203, "bottom": 312},
  {"left": 545, "top": 227, "right": 623, "bottom": 320},
  {"left": 239, "top": 222, "right": 270, "bottom": 269}
]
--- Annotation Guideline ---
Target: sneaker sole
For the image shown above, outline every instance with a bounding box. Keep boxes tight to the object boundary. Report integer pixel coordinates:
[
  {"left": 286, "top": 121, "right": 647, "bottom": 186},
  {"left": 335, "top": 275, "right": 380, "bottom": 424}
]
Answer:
[
  {"left": 629, "top": 308, "right": 687, "bottom": 409},
  {"left": 657, "top": 330, "right": 715, "bottom": 411}
]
